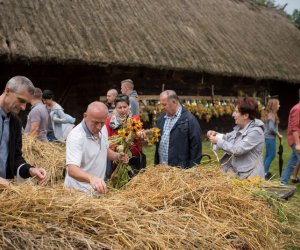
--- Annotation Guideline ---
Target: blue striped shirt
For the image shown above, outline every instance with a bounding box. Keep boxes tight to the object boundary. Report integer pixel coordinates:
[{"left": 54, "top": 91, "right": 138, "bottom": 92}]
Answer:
[
  {"left": 158, "top": 106, "right": 182, "bottom": 164},
  {"left": 0, "top": 108, "right": 10, "bottom": 178}
]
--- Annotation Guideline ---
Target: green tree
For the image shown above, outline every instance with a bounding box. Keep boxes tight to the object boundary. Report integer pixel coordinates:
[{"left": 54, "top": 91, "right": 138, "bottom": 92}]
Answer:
[
  {"left": 255, "top": 0, "right": 275, "bottom": 7},
  {"left": 291, "top": 9, "right": 300, "bottom": 29},
  {"left": 254, "top": 0, "right": 300, "bottom": 30}
]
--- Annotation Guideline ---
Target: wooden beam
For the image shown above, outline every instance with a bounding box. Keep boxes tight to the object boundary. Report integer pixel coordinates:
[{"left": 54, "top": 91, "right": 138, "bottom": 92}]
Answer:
[{"left": 99, "top": 95, "right": 238, "bottom": 102}]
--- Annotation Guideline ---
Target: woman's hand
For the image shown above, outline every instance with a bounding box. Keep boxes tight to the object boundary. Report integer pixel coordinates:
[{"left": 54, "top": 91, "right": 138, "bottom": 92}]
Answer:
[
  {"left": 209, "top": 135, "right": 218, "bottom": 144},
  {"left": 207, "top": 130, "right": 217, "bottom": 138},
  {"left": 137, "top": 130, "right": 146, "bottom": 140}
]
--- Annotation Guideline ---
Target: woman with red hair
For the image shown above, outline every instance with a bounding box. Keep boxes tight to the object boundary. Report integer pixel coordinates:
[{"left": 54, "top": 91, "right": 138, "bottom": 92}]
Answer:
[{"left": 208, "top": 97, "right": 265, "bottom": 179}]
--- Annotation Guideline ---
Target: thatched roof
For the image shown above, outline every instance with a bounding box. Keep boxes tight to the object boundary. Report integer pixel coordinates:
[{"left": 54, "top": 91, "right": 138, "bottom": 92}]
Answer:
[{"left": 0, "top": 0, "right": 300, "bottom": 82}]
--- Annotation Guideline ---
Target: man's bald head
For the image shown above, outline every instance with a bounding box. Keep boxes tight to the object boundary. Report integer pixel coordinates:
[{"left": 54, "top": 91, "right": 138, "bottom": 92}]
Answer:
[
  {"left": 106, "top": 89, "right": 118, "bottom": 104},
  {"left": 86, "top": 101, "right": 108, "bottom": 115},
  {"left": 84, "top": 102, "right": 108, "bottom": 136}
]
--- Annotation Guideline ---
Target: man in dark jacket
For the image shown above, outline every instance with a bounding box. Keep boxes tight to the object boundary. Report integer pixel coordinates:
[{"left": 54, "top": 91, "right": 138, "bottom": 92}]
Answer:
[
  {"left": 154, "top": 90, "right": 202, "bottom": 168},
  {"left": 0, "top": 76, "right": 47, "bottom": 186}
]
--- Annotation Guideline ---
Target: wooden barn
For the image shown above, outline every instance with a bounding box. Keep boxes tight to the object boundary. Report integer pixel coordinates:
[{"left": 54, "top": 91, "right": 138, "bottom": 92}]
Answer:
[{"left": 0, "top": 0, "right": 299, "bottom": 128}]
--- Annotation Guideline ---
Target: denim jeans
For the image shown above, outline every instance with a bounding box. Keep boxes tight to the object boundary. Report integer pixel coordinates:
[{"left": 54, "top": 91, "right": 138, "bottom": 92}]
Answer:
[
  {"left": 263, "top": 138, "right": 276, "bottom": 173},
  {"left": 105, "top": 160, "right": 113, "bottom": 181},
  {"left": 47, "top": 131, "right": 57, "bottom": 142},
  {"left": 280, "top": 144, "right": 300, "bottom": 184}
]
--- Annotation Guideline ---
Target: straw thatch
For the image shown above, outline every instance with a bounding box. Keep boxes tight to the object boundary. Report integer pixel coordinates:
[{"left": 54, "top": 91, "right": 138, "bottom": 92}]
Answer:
[
  {"left": 22, "top": 134, "right": 65, "bottom": 185},
  {"left": 0, "top": 0, "right": 299, "bottom": 82},
  {"left": 0, "top": 165, "right": 299, "bottom": 249}
]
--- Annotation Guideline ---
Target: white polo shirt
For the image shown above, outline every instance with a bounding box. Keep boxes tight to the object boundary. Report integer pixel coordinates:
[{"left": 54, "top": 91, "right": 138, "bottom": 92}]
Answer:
[{"left": 64, "top": 121, "right": 109, "bottom": 192}]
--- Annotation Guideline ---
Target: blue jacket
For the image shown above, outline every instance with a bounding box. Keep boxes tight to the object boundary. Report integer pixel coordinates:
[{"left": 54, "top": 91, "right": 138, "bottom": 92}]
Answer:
[{"left": 154, "top": 106, "right": 202, "bottom": 168}]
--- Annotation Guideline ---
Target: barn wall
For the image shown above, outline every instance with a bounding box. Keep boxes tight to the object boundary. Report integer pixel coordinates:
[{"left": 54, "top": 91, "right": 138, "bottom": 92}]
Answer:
[{"left": 0, "top": 62, "right": 297, "bottom": 132}]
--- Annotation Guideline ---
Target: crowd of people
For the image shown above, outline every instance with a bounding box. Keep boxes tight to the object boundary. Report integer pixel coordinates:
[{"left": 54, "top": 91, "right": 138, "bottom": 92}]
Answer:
[{"left": 0, "top": 75, "right": 298, "bottom": 194}]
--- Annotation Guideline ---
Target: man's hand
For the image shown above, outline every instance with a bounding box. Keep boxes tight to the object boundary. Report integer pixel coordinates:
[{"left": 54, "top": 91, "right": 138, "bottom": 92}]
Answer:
[
  {"left": 118, "top": 152, "right": 129, "bottom": 163},
  {"left": 0, "top": 177, "right": 11, "bottom": 187},
  {"left": 89, "top": 176, "right": 107, "bottom": 194},
  {"left": 296, "top": 144, "right": 300, "bottom": 154},
  {"left": 29, "top": 167, "right": 47, "bottom": 184}
]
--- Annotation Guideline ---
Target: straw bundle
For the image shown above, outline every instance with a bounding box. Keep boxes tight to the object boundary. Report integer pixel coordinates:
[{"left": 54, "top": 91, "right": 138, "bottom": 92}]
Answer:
[
  {"left": 22, "top": 134, "right": 66, "bottom": 185},
  {"left": 0, "top": 165, "right": 298, "bottom": 249}
]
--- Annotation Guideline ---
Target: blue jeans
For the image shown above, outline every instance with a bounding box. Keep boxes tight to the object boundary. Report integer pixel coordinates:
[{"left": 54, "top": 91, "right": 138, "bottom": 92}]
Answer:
[
  {"left": 47, "top": 131, "right": 57, "bottom": 142},
  {"left": 263, "top": 138, "right": 276, "bottom": 173},
  {"left": 280, "top": 144, "right": 300, "bottom": 184},
  {"left": 105, "top": 160, "right": 113, "bottom": 181}
]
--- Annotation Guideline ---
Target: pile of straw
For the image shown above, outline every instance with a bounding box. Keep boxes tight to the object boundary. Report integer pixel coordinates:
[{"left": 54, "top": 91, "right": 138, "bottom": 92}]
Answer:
[
  {"left": 22, "top": 134, "right": 66, "bottom": 185},
  {"left": 0, "top": 165, "right": 298, "bottom": 249}
]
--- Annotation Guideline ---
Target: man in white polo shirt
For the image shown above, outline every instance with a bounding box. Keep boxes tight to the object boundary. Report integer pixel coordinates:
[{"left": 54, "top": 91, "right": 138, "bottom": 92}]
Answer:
[{"left": 64, "top": 101, "right": 128, "bottom": 193}]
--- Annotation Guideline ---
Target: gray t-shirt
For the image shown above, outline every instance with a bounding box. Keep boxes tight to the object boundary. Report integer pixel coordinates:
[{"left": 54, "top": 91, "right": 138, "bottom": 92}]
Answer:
[
  {"left": 25, "top": 102, "right": 49, "bottom": 141},
  {"left": 128, "top": 91, "right": 139, "bottom": 115},
  {"left": 264, "top": 118, "right": 278, "bottom": 139}
]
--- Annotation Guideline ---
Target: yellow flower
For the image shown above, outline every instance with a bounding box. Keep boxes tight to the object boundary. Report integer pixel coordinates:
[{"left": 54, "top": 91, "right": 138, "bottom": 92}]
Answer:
[
  {"left": 118, "top": 129, "right": 127, "bottom": 139},
  {"left": 144, "top": 127, "right": 160, "bottom": 145},
  {"left": 153, "top": 128, "right": 160, "bottom": 137}
]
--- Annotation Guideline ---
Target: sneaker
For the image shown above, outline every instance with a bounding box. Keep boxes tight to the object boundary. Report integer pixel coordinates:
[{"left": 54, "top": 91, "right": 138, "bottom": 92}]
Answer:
[
  {"left": 280, "top": 182, "right": 287, "bottom": 186},
  {"left": 291, "top": 178, "right": 300, "bottom": 184},
  {"left": 265, "top": 172, "right": 272, "bottom": 180}
]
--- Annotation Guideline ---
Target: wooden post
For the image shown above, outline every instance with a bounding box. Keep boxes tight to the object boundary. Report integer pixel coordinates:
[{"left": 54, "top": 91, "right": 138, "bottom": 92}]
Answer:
[{"left": 211, "top": 84, "right": 215, "bottom": 104}]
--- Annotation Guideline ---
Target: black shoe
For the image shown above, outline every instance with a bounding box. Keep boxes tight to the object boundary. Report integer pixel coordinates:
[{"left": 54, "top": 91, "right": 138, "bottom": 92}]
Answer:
[
  {"left": 291, "top": 177, "right": 300, "bottom": 184},
  {"left": 265, "top": 172, "right": 272, "bottom": 180}
]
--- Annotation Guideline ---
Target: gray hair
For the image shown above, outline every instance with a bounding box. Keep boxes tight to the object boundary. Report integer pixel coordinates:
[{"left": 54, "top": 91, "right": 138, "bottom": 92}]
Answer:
[
  {"left": 6, "top": 76, "right": 35, "bottom": 95},
  {"left": 121, "top": 79, "right": 134, "bottom": 90},
  {"left": 160, "top": 90, "right": 179, "bottom": 102},
  {"left": 107, "top": 89, "right": 118, "bottom": 96}
]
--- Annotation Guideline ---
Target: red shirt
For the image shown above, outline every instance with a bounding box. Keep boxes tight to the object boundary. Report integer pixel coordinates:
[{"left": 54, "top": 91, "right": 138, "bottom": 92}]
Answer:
[
  {"left": 105, "top": 115, "right": 142, "bottom": 156},
  {"left": 287, "top": 102, "right": 300, "bottom": 147}
]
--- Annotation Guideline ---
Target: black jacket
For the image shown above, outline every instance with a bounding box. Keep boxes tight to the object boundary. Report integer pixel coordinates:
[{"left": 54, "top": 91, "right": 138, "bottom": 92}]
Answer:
[
  {"left": 154, "top": 106, "right": 202, "bottom": 168},
  {"left": 6, "top": 113, "right": 32, "bottom": 179}
]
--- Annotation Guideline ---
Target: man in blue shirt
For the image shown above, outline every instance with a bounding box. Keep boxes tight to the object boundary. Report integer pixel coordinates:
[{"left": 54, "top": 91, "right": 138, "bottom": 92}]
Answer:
[
  {"left": 154, "top": 90, "right": 202, "bottom": 168},
  {"left": 0, "top": 76, "right": 47, "bottom": 186}
]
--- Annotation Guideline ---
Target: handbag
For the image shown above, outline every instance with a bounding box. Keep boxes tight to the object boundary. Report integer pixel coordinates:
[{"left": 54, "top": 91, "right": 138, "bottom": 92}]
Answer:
[{"left": 129, "top": 152, "right": 147, "bottom": 171}]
